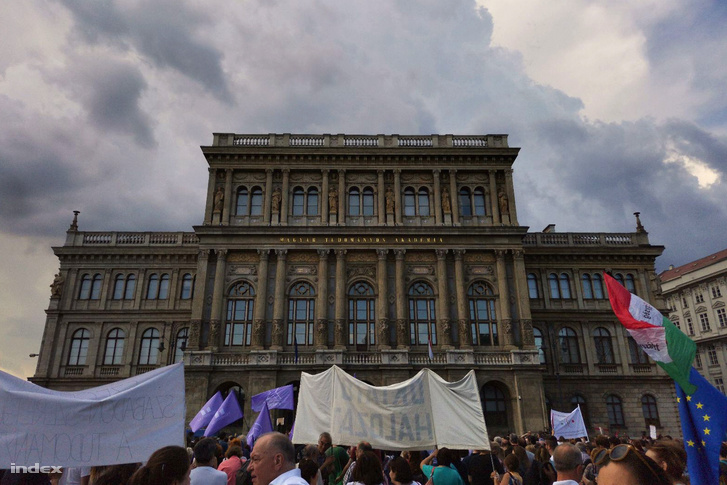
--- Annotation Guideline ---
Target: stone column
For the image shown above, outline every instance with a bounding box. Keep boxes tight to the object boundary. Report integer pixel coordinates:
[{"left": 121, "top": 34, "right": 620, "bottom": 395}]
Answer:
[
  {"left": 271, "top": 249, "right": 287, "bottom": 350},
  {"left": 433, "top": 169, "right": 442, "bottom": 225},
  {"left": 208, "top": 249, "right": 228, "bottom": 351},
  {"left": 377, "top": 170, "right": 385, "bottom": 225},
  {"left": 454, "top": 249, "right": 471, "bottom": 349},
  {"left": 204, "top": 168, "right": 216, "bottom": 225},
  {"left": 449, "top": 170, "right": 459, "bottom": 225},
  {"left": 338, "top": 170, "right": 346, "bottom": 225},
  {"left": 495, "top": 250, "right": 514, "bottom": 348},
  {"left": 223, "top": 169, "right": 233, "bottom": 225},
  {"left": 376, "top": 249, "right": 390, "bottom": 348},
  {"left": 394, "top": 170, "right": 402, "bottom": 225},
  {"left": 316, "top": 249, "right": 329, "bottom": 349},
  {"left": 334, "top": 249, "right": 347, "bottom": 348},
  {"left": 436, "top": 249, "right": 452, "bottom": 347},
  {"left": 512, "top": 249, "right": 534, "bottom": 348},
  {"left": 281, "top": 169, "right": 290, "bottom": 225},
  {"left": 252, "top": 249, "right": 269, "bottom": 349},
  {"left": 395, "top": 249, "right": 407, "bottom": 348},
  {"left": 505, "top": 169, "right": 518, "bottom": 225},
  {"left": 321, "top": 170, "right": 329, "bottom": 225},
  {"left": 489, "top": 170, "right": 500, "bottom": 224},
  {"left": 263, "top": 169, "right": 273, "bottom": 224}
]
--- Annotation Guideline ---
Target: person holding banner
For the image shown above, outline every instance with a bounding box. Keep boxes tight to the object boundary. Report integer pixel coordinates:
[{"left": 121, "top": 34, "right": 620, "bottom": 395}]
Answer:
[{"left": 420, "top": 449, "right": 464, "bottom": 485}]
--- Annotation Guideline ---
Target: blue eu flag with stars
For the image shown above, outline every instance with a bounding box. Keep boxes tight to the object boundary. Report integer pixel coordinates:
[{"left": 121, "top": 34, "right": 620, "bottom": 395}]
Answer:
[{"left": 675, "top": 367, "right": 727, "bottom": 484}]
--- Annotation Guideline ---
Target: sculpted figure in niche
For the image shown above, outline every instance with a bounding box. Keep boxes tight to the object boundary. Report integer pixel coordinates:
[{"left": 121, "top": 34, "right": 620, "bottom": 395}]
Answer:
[
  {"left": 385, "top": 186, "right": 395, "bottom": 214},
  {"left": 213, "top": 186, "right": 224, "bottom": 213},
  {"left": 441, "top": 187, "right": 451, "bottom": 214},
  {"left": 329, "top": 187, "right": 338, "bottom": 214},
  {"left": 271, "top": 187, "right": 282, "bottom": 214},
  {"left": 50, "top": 272, "right": 64, "bottom": 298},
  {"left": 498, "top": 190, "right": 509, "bottom": 216}
]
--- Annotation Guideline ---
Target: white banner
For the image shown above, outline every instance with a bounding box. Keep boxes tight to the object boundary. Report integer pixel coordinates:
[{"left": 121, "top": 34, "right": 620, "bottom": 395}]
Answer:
[
  {"left": 550, "top": 405, "right": 588, "bottom": 439},
  {"left": 0, "top": 363, "right": 185, "bottom": 467},
  {"left": 292, "top": 366, "right": 489, "bottom": 451}
]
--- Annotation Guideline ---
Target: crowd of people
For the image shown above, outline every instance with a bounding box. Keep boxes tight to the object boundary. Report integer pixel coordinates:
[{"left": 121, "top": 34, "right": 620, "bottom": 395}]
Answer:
[{"left": 2, "top": 430, "right": 727, "bottom": 485}]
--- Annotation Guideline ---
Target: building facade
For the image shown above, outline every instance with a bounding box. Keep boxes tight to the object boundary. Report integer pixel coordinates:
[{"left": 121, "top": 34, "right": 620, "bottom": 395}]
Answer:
[
  {"left": 660, "top": 248, "right": 727, "bottom": 395},
  {"left": 32, "top": 133, "right": 679, "bottom": 438}
]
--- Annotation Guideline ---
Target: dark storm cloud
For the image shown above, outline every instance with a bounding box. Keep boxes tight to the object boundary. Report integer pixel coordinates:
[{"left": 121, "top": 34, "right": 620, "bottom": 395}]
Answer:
[{"left": 59, "top": 0, "right": 231, "bottom": 100}]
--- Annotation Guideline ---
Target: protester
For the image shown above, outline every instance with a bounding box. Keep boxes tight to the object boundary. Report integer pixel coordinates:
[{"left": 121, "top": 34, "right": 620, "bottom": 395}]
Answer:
[
  {"left": 347, "top": 451, "right": 385, "bottom": 485},
  {"left": 128, "top": 445, "right": 191, "bottom": 485},
  {"left": 299, "top": 460, "right": 320, "bottom": 485},
  {"left": 490, "top": 454, "right": 522, "bottom": 485},
  {"left": 191, "top": 438, "right": 228, "bottom": 485},
  {"left": 645, "top": 441, "right": 687, "bottom": 485},
  {"left": 299, "top": 444, "right": 324, "bottom": 485},
  {"left": 401, "top": 451, "right": 425, "bottom": 484},
  {"left": 551, "top": 444, "right": 582, "bottom": 485},
  {"left": 420, "top": 448, "right": 464, "bottom": 485},
  {"left": 219, "top": 445, "right": 247, "bottom": 485},
  {"left": 463, "top": 446, "right": 503, "bottom": 485},
  {"left": 93, "top": 463, "right": 141, "bottom": 485},
  {"left": 340, "top": 442, "right": 373, "bottom": 485},
  {"left": 593, "top": 444, "right": 671, "bottom": 485},
  {"left": 248, "top": 432, "right": 308, "bottom": 485},
  {"left": 388, "top": 456, "right": 421, "bottom": 485},
  {"left": 318, "top": 433, "right": 348, "bottom": 485}
]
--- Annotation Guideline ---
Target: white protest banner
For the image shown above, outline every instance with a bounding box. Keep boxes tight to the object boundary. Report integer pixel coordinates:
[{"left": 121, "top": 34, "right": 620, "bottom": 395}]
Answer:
[
  {"left": 292, "top": 365, "right": 489, "bottom": 451},
  {"left": 0, "top": 363, "right": 185, "bottom": 468},
  {"left": 550, "top": 405, "right": 588, "bottom": 439}
]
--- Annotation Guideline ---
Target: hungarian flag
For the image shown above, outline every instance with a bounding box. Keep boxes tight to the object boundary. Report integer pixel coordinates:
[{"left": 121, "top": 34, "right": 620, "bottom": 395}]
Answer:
[{"left": 605, "top": 272, "right": 697, "bottom": 393}]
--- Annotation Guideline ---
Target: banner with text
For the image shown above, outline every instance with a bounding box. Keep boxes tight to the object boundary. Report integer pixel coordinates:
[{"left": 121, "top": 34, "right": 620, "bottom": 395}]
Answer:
[
  {"left": 292, "top": 365, "right": 489, "bottom": 450},
  {"left": 0, "top": 363, "right": 185, "bottom": 467},
  {"left": 550, "top": 405, "right": 588, "bottom": 439}
]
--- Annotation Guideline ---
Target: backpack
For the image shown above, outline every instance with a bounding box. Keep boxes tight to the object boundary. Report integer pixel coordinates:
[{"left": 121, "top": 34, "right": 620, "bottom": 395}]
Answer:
[{"left": 235, "top": 458, "right": 252, "bottom": 485}]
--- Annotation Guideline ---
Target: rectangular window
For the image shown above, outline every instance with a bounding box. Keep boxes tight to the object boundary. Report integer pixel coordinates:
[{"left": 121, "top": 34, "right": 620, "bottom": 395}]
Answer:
[
  {"left": 695, "top": 293, "right": 704, "bottom": 303},
  {"left": 682, "top": 297, "right": 688, "bottom": 308},
  {"left": 686, "top": 318, "right": 694, "bottom": 336},
  {"left": 699, "top": 313, "right": 711, "bottom": 332},
  {"left": 694, "top": 351, "right": 702, "bottom": 368},
  {"left": 713, "top": 285, "right": 723, "bottom": 298},
  {"left": 715, "top": 378, "right": 725, "bottom": 394},
  {"left": 717, "top": 308, "right": 726, "bottom": 328},
  {"left": 708, "top": 346, "right": 719, "bottom": 366}
]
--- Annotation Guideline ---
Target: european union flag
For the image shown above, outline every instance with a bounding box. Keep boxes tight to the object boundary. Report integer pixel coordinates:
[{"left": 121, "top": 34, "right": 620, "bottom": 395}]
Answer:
[{"left": 675, "top": 367, "right": 727, "bottom": 484}]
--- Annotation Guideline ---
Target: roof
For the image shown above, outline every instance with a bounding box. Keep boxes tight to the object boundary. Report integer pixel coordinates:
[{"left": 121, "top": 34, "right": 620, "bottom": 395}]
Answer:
[{"left": 659, "top": 247, "right": 727, "bottom": 282}]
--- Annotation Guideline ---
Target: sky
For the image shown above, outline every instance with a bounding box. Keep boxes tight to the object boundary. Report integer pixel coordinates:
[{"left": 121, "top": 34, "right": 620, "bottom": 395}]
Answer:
[{"left": 1, "top": 0, "right": 726, "bottom": 380}]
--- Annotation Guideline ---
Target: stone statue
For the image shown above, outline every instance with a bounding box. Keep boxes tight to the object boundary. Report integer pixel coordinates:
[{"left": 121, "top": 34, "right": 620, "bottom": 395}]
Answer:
[
  {"left": 271, "top": 187, "right": 282, "bottom": 214},
  {"left": 50, "top": 272, "right": 64, "bottom": 298},
  {"left": 329, "top": 187, "right": 338, "bottom": 214},
  {"left": 441, "top": 187, "right": 451, "bottom": 214},
  {"left": 385, "top": 187, "right": 395, "bottom": 214},
  {"left": 213, "top": 187, "right": 224, "bottom": 213},
  {"left": 498, "top": 191, "right": 509, "bottom": 216}
]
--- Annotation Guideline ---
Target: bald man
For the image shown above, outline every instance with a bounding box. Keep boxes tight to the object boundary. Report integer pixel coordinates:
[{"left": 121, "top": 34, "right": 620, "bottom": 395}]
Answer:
[{"left": 248, "top": 432, "right": 309, "bottom": 485}]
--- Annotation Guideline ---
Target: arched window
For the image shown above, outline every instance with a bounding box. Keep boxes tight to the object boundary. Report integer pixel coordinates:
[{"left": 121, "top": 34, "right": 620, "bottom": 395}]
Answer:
[
  {"left": 113, "top": 274, "right": 125, "bottom": 300},
  {"left": 236, "top": 187, "right": 249, "bottom": 215},
  {"left": 348, "top": 282, "right": 375, "bottom": 350},
  {"left": 571, "top": 395, "right": 590, "bottom": 430},
  {"left": 174, "top": 328, "right": 189, "bottom": 363},
  {"left": 559, "top": 273, "right": 571, "bottom": 299},
  {"left": 468, "top": 281, "right": 498, "bottom": 346},
  {"left": 349, "top": 187, "right": 361, "bottom": 216},
  {"left": 615, "top": 273, "right": 637, "bottom": 294},
  {"left": 642, "top": 395, "right": 660, "bottom": 427},
  {"left": 418, "top": 187, "right": 430, "bottom": 216},
  {"left": 473, "top": 188, "right": 486, "bottom": 216},
  {"left": 138, "top": 328, "right": 160, "bottom": 365},
  {"left": 124, "top": 274, "right": 136, "bottom": 300},
  {"left": 362, "top": 187, "right": 375, "bottom": 216},
  {"left": 481, "top": 384, "right": 508, "bottom": 428},
  {"left": 592, "top": 274, "right": 604, "bottom": 299},
  {"left": 628, "top": 336, "right": 649, "bottom": 364},
  {"left": 307, "top": 187, "right": 319, "bottom": 216},
  {"left": 225, "top": 281, "right": 255, "bottom": 346},
  {"left": 78, "top": 274, "right": 92, "bottom": 300},
  {"left": 533, "top": 327, "right": 546, "bottom": 364},
  {"left": 593, "top": 327, "right": 615, "bottom": 364},
  {"left": 180, "top": 273, "right": 194, "bottom": 300},
  {"left": 558, "top": 327, "right": 580, "bottom": 364},
  {"left": 409, "top": 282, "right": 436, "bottom": 346},
  {"left": 606, "top": 395, "right": 625, "bottom": 427},
  {"left": 292, "top": 187, "right": 305, "bottom": 216},
  {"left": 113, "top": 274, "right": 135, "bottom": 300},
  {"left": 527, "top": 273, "right": 540, "bottom": 299},
  {"left": 288, "top": 282, "right": 315, "bottom": 346},
  {"left": 459, "top": 188, "right": 472, "bottom": 216},
  {"left": 158, "top": 274, "right": 170, "bottom": 299},
  {"left": 104, "top": 328, "right": 125, "bottom": 365},
  {"left": 582, "top": 274, "right": 605, "bottom": 299},
  {"left": 85, "top": 273, "right": 102, "bottom": 300},
  {"left": 147, "top": 273, "right": 169, "bottom": 300},
  {"left": 250, "top": 187, "right": 263, "bottom": 216},
  {"left": 68, "top": 329, "right": 90, "bottom": 365},
  {"left": 582, "top": 274, "right": 593, "bottom": 299},
  {"left": 403, "top": 188, "right": 416, "bottom": 216},
  {"left": 548, "top": 273, "right": 560, "bottom": 299}
]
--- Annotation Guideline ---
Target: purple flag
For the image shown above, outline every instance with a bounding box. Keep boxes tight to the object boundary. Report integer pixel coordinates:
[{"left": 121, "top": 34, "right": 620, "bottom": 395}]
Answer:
[
  {"left": 189, "top": 391, "right": 223, "bottom": 432},
  {"left": 251, "top": 384, "right": 295, "bottom": 412},
  {"left": 204, "top": 391, "right": 243, "bottom": 437},
  {"left": 247, "top": 401, "right": 273, "bottom": 448}
]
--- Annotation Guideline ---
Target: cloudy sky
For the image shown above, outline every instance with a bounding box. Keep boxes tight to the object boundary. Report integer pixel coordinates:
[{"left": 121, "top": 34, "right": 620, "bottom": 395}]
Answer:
[{"left": 1, "top": 0, "right": 725, "bottom": 379}]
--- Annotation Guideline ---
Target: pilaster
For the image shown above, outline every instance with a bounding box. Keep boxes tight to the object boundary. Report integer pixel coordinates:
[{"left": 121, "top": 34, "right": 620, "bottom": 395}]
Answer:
[
  {"left": 316, "top": 249, "right": 329, "bottom": 349},
  {"left": 433, "top": 169, "right": 442, "bottom": 225},
  {"left": 281, "top": 169, "right": 290, "bottom": 225},
  {"left": 395, "top": 249, "right": 407, "bottom": 348},
  {"left": 454, "top": 249, "right": 471, "bottom": 349},
  {"left": 208, "top": 249, "right": 228, "bottom": 351},
  {"left": 449, "top": 170, "right": 459, "bottom": 225},
  {"left": 334, "top": 249, "right": 347, "bottom": 348},
  {"left": 436, "top": 249, "right": 452, "bottom": 348},
  {"left": 271, "top": 249, "right": 287, "bottom": 350},
  {"left": 376, "top": 249, "right": 390, "bottom": 349},
  {"left": 252, "top": 249, "right": 270, "bottom": 349}
]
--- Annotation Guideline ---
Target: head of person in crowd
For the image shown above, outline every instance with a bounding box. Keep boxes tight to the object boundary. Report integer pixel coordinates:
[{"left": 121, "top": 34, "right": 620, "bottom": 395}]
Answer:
[
  {"left": 226, "top": 445, "right": 244, "bottom": 460},
  {"left": 608, "top": 436, "right": 621, "bottom": 449},
  {"left": 402, "top": 450, "right": 424, "bottom": 480},
  {"left": 388, "top": 456, "right": 415, "bottom": 485},
  {"left": 350, "top": 451, "right": 384, "bottom": 485},
  {"left": 434, "top": 448, "right": 454, "bottom": 468},
  {"left": 194, "top": 438, "right": 220, "bottom": 468},
  {"left": 544, "top": 437, "right": 558, "bottom": 456},
  {"left": 302, "top": 444, "right": 320, "bottom": 462},
  {"left": 534, "top": 445, "right": 550, "bottom": 464},
  {"left": 298, "top": 458, "right": 319, "bottom": 485},
  {"left": 318, "top": 432, "right": 333, "bottom": 454},
  {"left": 594, "top": 435, "right": 609, "bottom": 449},
  {"left": 595, "top": 444, "right": 671, "bottom": 485},
  {"left": 356, "top": 441, "right": 373, "bottom": 459},
  {"left": 248, "top": 432, "right": 298, "bottom": 485},
  {"left": 512, "top": 446, "right": 528, "bottom": 473},
  {"left": 128, "top": 445, "right": 191, "bottom": 485},
  {"left": 503, "top": 454, "right": 520, "bottom": 474},
  {"left": 94, "top": 463, "right": 141, "bottom": 485},
  {"left": 552, "top": 443, "right": 583, "bottom": 482},
  {"left": 645, "top": 441, "right": 687, "bottom": 484}
]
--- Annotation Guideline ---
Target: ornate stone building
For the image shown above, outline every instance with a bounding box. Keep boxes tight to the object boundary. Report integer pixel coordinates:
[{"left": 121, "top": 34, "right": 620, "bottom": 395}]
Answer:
[
  {"left": 660, "top": 248, "right": 727, "bottom": 395},
  {"left": 32, "top": 133, "right": 679, "bottom": 437}
]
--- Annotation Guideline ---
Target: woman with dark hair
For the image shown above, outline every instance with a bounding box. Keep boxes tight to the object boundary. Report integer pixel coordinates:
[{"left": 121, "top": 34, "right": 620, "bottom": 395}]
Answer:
[
  {"left": 420, "top": 448, "right": 464, "bottom": 485},
  {"left": 594, "top": 444, "right": 671, "bottom": 485},
  {"left": 93, "top": 463, "right": 141, "bottom": 485},
  {"left": 299, "top": 459, "right": 321, "bottom": 485},
  {"left": 402, "top": 451, "right": 425, "bottom": 484},
  {"left": 348, "top": 451, "right": 385, "bottom": 485},
  {"left": 490, "top": 454, "right": 521, "bottom": 485},
  {"left": 128, "top": 445, "right": 191, "bottom": 485},
  {"left": 645, "top": 441, "right": 687, "bottom": 485},
  {"left": 388, "top": 456, "right": 420, "bottom": 485}
]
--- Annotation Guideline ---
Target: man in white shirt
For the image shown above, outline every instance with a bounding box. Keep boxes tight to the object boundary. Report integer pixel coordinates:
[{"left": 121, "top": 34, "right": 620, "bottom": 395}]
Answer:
[
  {"left": 190, "top": 437, "right": 228, "bottom": 485},
  {"left": 249, "top": 432, "right": 308, "bottom": 485},
  {"left": 552, "top": 443, "right": 584, "bottom": 485}
]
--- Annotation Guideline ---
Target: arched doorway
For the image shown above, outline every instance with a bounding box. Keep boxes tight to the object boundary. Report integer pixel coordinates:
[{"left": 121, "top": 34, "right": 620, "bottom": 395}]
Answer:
[{"left": 480, "top": 381, "right": 511, "bottom": 436}]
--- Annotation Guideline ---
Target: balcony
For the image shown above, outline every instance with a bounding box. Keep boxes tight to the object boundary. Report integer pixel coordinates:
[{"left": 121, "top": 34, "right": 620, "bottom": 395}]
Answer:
[
  {"left": 65, "top": 232, "right": 199, "bottom": 248},
  {"left": 214, "top": 133, "right": 509, "bottom": 149}
]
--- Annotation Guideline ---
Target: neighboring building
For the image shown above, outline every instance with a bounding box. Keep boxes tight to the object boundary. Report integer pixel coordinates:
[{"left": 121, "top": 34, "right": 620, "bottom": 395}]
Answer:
[
  {"left": 32, "top": 133, "right": 679, "bottom": 437},
  {"left": 660, "top": 248, "right": 727, "bottom": 395}
]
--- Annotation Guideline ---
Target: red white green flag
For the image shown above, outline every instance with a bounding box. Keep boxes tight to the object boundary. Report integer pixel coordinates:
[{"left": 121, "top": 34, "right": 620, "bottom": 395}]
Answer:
[{"left": 604, "top": 272, "right": 697, "bottom": 394}]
